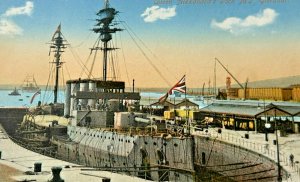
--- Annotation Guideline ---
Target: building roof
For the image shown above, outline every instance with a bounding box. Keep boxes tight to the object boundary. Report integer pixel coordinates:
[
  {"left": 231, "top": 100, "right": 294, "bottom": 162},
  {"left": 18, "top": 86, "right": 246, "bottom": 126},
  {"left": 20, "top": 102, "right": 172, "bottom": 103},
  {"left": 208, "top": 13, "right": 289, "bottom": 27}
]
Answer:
[
  {"left": 149, "top": 100, "right": 175, "bottom": 107},
  {"left": 200, "top": 103, "right": 264, "bottom": 117},
  {"left": 175, "top": 99, "right": 199, "bottom": 107},
  {"left": 199, "top": 101, "right": 300, "bottom": 118}
]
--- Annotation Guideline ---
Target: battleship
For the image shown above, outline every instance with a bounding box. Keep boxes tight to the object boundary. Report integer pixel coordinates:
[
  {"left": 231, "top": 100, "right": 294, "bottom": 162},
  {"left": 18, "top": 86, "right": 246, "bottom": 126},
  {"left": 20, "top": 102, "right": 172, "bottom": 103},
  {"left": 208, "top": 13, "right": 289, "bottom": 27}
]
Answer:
[
  {"left": 9, "top": 1, "right": 294, "bottom": 182},
  {"left": 16, "top": 1, "right": 195, "bottom": 181}
]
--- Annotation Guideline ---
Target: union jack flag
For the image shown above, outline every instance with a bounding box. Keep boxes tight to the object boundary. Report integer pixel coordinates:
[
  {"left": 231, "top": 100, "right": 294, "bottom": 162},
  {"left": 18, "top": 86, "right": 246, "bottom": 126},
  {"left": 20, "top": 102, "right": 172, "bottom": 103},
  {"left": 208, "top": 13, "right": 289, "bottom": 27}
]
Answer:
[
  {"left": 168, "top": 75, "right": 186, "bottom": 94},
  {"left": 158, "top": 75, "right": 186, "bottom": 103}
]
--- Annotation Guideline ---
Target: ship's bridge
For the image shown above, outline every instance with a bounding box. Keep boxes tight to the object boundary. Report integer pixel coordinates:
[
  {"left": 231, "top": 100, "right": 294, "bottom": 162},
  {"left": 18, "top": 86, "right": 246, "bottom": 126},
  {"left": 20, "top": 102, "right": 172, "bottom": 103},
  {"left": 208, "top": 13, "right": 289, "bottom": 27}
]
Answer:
[{"left": 64, "top": 79, "right": 141, "bottom": 123}]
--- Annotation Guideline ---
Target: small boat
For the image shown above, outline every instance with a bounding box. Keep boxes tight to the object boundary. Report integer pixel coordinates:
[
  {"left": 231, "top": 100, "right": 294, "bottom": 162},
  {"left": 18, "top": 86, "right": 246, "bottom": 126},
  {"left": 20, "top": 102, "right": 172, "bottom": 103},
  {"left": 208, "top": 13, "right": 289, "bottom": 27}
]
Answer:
[{"left": 8, "top": 87, "right": 21, "bottom": 96}]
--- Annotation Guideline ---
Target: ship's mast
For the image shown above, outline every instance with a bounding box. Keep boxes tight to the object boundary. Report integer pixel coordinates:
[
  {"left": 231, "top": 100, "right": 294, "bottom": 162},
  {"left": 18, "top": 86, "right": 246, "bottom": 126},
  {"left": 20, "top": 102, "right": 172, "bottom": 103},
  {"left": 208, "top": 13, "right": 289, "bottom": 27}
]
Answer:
[
  {"left": 92, "top": 0, "right": 122, "bottom": 81},
  {"left": 50, "top": 24, "right": 67, "bottom": 103}
]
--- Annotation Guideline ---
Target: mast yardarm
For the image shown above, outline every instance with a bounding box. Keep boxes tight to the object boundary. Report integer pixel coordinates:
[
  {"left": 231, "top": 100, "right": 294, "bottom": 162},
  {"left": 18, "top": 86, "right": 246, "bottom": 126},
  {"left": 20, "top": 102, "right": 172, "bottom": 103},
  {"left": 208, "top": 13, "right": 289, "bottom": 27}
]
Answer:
[
  {"left": 49, "top": 24, "right": 67, "bottom": 103},
  {"left": 92, "top": 0, "right": 122, "bottom": 81}
]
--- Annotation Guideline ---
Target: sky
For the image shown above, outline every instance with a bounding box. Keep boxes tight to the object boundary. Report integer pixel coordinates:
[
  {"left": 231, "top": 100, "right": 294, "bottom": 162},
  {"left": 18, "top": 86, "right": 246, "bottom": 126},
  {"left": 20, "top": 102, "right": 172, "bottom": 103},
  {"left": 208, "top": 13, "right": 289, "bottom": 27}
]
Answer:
[{"left": 0, "top": 0, "right": 299, "bottom": 89}]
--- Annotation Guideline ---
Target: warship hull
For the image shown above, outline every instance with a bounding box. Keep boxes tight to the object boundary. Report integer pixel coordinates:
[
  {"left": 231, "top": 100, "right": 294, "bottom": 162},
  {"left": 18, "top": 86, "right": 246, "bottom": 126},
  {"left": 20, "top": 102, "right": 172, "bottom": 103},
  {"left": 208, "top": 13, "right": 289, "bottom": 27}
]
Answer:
[{"left": 54, "top": 125, "right": 195, "bottom": 181}]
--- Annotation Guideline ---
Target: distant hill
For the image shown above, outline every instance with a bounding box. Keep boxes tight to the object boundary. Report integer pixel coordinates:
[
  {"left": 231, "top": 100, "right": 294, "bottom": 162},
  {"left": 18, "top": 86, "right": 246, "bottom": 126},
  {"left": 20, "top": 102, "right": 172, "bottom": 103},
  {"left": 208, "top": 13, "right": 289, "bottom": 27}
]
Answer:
[
  {"left": 233, "top": 75, "right": 300, "bottom": 88},
  {"left": 1, "top": 75, "right": 300, "bottom": 91},
  {"left": 139, "top": 75, "right": 300, "bottom": 92},
  {"left": 137, "top": 87, "right": 168, "bottom": 93}
]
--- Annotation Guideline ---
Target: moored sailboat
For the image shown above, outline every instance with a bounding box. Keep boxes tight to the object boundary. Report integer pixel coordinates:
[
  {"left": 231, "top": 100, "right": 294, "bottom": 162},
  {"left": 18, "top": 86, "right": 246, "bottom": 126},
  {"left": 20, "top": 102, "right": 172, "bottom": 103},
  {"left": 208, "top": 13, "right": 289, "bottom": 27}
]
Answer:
[{"left": 21, "top": 75, "right": 40, "bottom": 93}]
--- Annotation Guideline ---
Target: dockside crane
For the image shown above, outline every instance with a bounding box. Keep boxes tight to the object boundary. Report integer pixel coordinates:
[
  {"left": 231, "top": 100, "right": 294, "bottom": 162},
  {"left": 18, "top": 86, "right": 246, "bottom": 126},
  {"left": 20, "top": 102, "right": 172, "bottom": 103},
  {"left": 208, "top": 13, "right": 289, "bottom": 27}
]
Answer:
[{"left": 215, "top": 58, "right": 248, "bottom": 99}]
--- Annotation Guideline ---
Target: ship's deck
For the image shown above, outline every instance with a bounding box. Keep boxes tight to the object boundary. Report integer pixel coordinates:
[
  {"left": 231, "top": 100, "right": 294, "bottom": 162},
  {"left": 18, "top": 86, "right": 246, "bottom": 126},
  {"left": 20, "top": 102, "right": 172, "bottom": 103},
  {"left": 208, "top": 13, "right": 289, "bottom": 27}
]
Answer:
[
  {"left": 24, "top": 114, "right": 69, "bottom": 127},
  {"left": 0, "top": 125, "right": 150, "bottom": 182}
]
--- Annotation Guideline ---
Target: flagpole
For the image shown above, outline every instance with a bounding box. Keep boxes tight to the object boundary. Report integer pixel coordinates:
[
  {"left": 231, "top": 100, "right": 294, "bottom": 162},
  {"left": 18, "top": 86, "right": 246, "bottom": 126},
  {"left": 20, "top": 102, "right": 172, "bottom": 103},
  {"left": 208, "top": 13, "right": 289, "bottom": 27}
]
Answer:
[
  {"left": 185, "top": 86, "right": 189, "bottom": 135},
  {"left": 174, "top": 95, "right": 176, "bottom": 108},
  {"left": 158, "top": 75, "right": 186, "bottom": 130},
  {"left": 185, "top": 91, "right": 187, "bottom": 134}
]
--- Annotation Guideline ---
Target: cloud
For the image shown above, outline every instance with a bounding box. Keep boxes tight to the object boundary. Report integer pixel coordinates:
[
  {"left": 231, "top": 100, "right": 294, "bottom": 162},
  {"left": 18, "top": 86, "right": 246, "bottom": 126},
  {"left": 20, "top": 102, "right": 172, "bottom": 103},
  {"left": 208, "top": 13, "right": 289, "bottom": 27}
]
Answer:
[
  {"left": 0, "top": 19, "right": 23, "bottom": 35},
  {"left": 4, "top": 1, "right": 34, "bottom": 17},
  {"left": 0, "top": 1, "right": 33, "bottom": 36},
  {"left": 141, "top": 5, "right": 176, "bottom": 23},
  {"left": 211, "top": 8, "right": 278, "bottom": 34}
]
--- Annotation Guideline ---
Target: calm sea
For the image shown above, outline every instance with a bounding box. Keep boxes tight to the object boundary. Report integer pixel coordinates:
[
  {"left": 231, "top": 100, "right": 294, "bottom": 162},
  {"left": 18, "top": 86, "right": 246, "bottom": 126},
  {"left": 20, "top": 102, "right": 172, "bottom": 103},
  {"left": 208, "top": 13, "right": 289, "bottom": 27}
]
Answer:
[
  {"left": 0, "top": 89, "right": 205, "bottom": 108},
  {"left": 0, "top": 90, "right": 65, "bottom": 107}
]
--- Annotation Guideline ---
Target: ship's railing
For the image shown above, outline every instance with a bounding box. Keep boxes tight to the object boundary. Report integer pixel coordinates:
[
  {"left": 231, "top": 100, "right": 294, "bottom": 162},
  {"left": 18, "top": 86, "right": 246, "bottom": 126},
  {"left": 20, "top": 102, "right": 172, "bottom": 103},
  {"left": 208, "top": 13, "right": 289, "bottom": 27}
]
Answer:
[
  {"left": 194, "top": 128, "right": 300, "bottom": 181},
  {"left": 92, "top": 125, "right": 171, "bottom": 137}
]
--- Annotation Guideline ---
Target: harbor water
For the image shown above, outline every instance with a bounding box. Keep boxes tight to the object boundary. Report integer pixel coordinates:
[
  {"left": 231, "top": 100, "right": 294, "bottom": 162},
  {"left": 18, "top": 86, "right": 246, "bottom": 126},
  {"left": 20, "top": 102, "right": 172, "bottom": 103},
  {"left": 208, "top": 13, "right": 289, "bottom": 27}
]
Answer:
[
  {"left": 0, "top": 90, "right": 65, "bottom": 107},
  {"left": 0, "top": 89, "right": 207, "bottom": 108}
]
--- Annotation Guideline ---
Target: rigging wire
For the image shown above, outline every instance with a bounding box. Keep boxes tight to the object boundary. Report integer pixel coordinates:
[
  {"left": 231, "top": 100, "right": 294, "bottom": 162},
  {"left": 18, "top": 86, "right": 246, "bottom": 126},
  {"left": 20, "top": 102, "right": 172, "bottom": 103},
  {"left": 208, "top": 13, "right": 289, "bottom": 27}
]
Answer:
[
  {"left": 118, "top": 17, "right": 172, "bottom": 87},
  {"left": 46, "top": 64, "right": 55, "bottom": 102},
  {"left": 60, "top": 65, "right": 66, "bottom": 102},
  {"left": 68, "top": 44, "right": 91, "bottom": 78},
  {"left": 61, "top": 33, "right": 91, "bottom": 78},
  {"left": 64, "top": 61, "right": 72, "bottom": 81},
  {"left": 109, "top": 50, "right": 114, "bottom": 80},
  {"left": 42, "top": 57, "right": 55, "bottom": 104},
  {"left": 112, "top": 33, "right": 121, "bottom": 80},
  {"left": 109, "top": 41, "right": 117, "bottom": 80},
  {"left": 118, "top": 28, "right": 131, "bottom": 89},
  {"left": 88, "top": 37, "right": 101, "bottom": 79},
  {"left": 110, "top": 37, "right": 117, "bottom": 80},
  {"left": 121, "top": 18, "right": 177, "bottom": 82},
  {"left": 72, "top": 31, "right": 93, "bottom": 48}
]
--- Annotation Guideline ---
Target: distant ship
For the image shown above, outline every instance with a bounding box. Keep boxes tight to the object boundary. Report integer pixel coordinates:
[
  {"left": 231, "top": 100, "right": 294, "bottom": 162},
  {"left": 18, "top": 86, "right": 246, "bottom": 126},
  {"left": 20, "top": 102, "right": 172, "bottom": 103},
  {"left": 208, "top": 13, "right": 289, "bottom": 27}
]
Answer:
[
  {"left": 21, "top": 75, "right": 40, "bottom": 92},
  {"left": 8, "top": 87, "right": 21, "bottom": 96}
]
